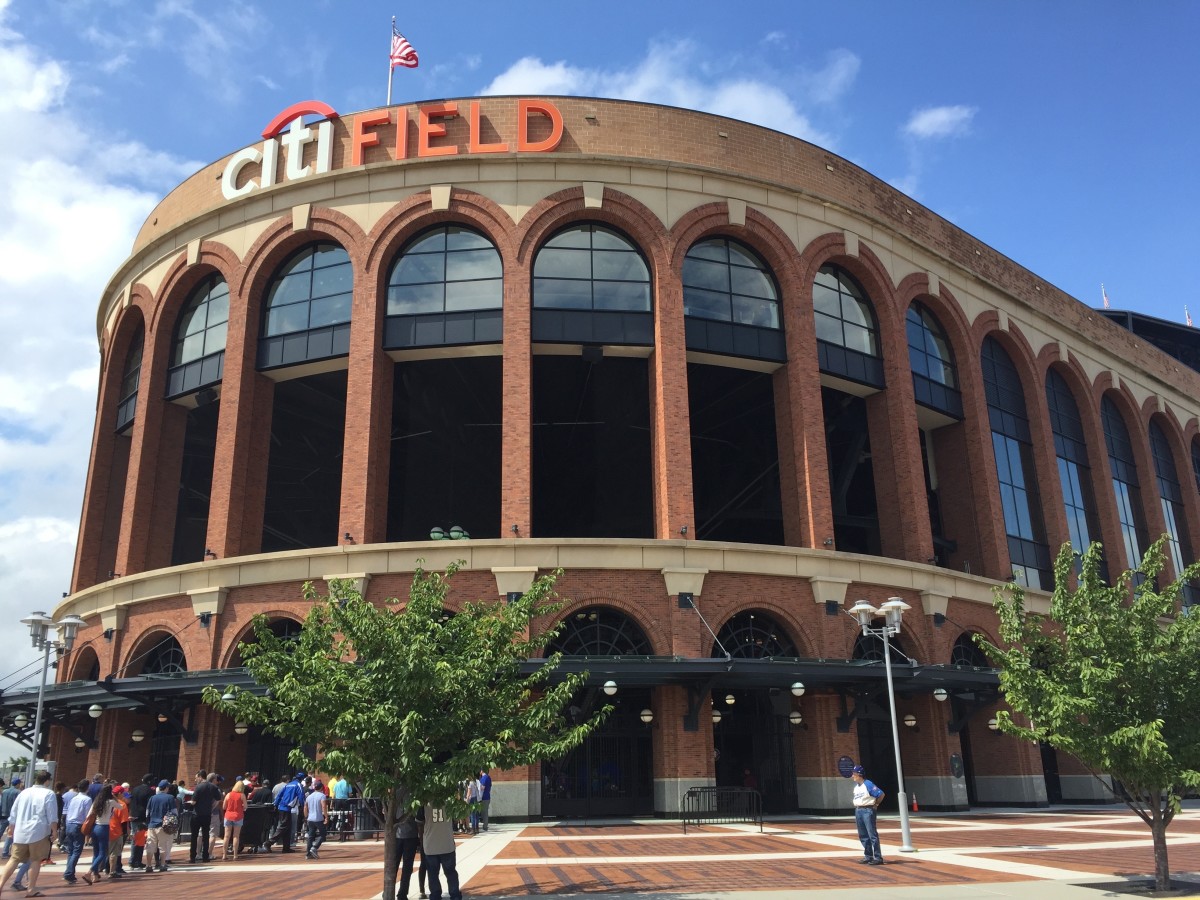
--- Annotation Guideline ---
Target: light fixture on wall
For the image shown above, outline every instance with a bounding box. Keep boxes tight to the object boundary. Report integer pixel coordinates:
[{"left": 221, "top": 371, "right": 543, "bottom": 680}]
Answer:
[
  {"left": 198, "top": 612, "right": 212, "bottom": 627},
  {"left": 790, "top": 682, "right": 805, "bottom": 697},
  {"left": 13, "top": 714, "right": 28, "bottom": 730},
  {"left": 343, "top": 532, "right": 353, "bottom": 543},
  {"left": 430, "top": 525, "right": 469, "bottom": 541},
  {"left": 823, "top": 537, "right": 834, "bottom": 547},
  {"left": 933, "top": 688, "right": 949, "bottom": 702},
  {"left": 711, "top": 709, "right": 722, "bottom": 725},
  {"left": 903, "top": 714, "right": 918, "bottom": 730},
  {"left": 74, "top": 738, "right": 86, "bottom": 751},
  {"left": 639, "top": 709, "right": 654, "bottom": 724},
  {"left": 88, "top": 704, "right": 103, "bottom": 719},
  {"left": 987, "top": 716, "right": 1000, "bottom": 732},
  {"left": 157, "top": 713, "right": 168, "bottom": 724},
  {"left": 725, "top": 694, "right": 736, "bottom": 706},
  {"left": 204, "top": 548, "right": 217, "bottom": 560},
  {"left": 602, "top": 681, "right": 617, "bottom": 696},
  {"left": 130, "top": 729, "right": 145, "bottom": 745},
  {"left": 103, "top": 628, "right": 114, "bottom": 641},
  {"left": 789, "top": 711, "right": 806, "bottom": 729}
]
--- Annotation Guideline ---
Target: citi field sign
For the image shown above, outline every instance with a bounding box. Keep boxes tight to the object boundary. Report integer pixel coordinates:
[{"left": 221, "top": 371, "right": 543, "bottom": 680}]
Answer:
[{"left": 221, "top": 98, "right": 565, "bottom": 201}]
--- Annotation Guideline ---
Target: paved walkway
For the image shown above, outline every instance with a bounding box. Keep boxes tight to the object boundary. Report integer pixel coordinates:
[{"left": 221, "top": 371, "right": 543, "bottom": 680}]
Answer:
[{"left": 11, "top": 805, "right": 1198, "bottom": 899}]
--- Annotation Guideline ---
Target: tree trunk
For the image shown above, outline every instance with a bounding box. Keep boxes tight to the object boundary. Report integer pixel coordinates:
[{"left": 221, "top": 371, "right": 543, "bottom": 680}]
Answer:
[
  {"left": 382, "top": 795, "right": 399, "bottom": 900},
  {"left": 1151, "top": 804, "right": 1171, "bottom": 892}
]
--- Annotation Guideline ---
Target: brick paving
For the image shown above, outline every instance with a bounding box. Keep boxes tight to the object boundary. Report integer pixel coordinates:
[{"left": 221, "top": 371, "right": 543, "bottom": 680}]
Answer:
[{"left": 11, "top": 807, "right": 1198, "bottom": 899}]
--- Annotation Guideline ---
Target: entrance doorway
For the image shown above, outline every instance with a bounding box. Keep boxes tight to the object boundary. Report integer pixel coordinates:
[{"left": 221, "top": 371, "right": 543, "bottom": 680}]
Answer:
[
  {"left": 712, "top": 689, "right": 798, "bottom": 814},
  {"left": 542, "top": 688, "right": 653, "bottom": 818}
]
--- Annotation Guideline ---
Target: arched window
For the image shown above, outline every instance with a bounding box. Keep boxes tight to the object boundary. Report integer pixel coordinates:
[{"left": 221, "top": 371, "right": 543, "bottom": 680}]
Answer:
[
  {"left": 813, "top": 265, "right": 882, "bottom": 387},
  {"left": 682, "top": 238, "right": 783, "bottom": 361},
  {"left": 713, "top": 611, "right": 798, "bottom": 659},
  {"left": 1102, "top": 396, "right": 1147, "bottom": 569},
  {"left": 1149, "top": 421, "right": 1191, "bottom": 578},
  {"left": 907, "top": 303, "right": 961, "bottom": 417},
  {"left": 385, "top": 226, "right": 503, "bottom": 349},
  {"left": 532, "top": 224, "right": 652, "bottom": 346},
  {"left": 852, "top": 632, "right": 909, "bottom": 662},
  {"left": 259, "top": 242, "right": 352, "bottom": 369},
  {"left": 950, "top": 633, "right": 990, "bottom": 668},
  {"left": 115, "top": 325, "right": 144, "bottom": 432},
  {"left": 1045, "top": 369, "right": 1099, "bottom": 558},
  {"left": 168, "top": 275, "right": 228, "bottom": 397},
  {"left": 981, "top": 337, "right": 1050, "bottom": 589},
  {"left": 546, "top": 607, "right": 653, "bottom": 656},
  {"left": 1192, "top": 439, "right": 1200, "bottom": 495},
  {"left": 141, "top": 636, "right": 187, "bottom": 676}
]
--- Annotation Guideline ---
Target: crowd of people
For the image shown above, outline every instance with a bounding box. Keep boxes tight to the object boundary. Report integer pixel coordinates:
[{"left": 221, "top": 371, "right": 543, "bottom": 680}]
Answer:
[{"left": 0, "top": 766, "right": 364, "bottom": 895}]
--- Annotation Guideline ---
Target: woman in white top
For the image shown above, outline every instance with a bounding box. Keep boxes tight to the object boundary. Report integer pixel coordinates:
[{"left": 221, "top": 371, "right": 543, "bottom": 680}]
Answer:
[{"left": 83, "top": 785, "right": 119, "bottom": 884}]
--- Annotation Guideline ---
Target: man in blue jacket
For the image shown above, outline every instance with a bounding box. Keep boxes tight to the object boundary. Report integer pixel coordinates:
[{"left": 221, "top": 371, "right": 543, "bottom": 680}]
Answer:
[
  {"left": 266, "top": 773, "right": 304, "bottom": 853},
  {"left": 850, "top": 764, "right": 885, "bottom": 865}
]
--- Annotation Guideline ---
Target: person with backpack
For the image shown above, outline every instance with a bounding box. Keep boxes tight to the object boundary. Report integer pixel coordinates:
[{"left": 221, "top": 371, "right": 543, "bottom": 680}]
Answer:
[{"left": 144, "top": 780, "right": 178, "bottom": 873}]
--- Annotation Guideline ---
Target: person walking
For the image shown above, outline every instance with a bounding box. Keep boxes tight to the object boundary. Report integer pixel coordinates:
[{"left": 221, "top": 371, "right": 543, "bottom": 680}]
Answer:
[
  {"left": 0, "top": 769, "right": 57, "bottom": 897},
  {"left": 61, "top": 779, "right": 90, "bottom": 885},
  {"left": 0, "top": 777, "right": 21, "bottom": 859},
  {"left": 107, "top": 784, "right": 130, "bottom": 878},
  {"left": 465, "top": 776, "right": 482, "bottom": 835},
  {"left": 304, "top": 782, "right": 327, "bottom": 859},
  {"left": 850, "top": 764, "right": 885, "bottom": 865},
  {"left": 127, "top": 773, "right": 156, "bottom": 870},
  {"left": 266, "top": 773, "right": 304, "bottom": 853},
  {"left": 144, "top": 780, "right": 177, "bottom": 873},
  {"left": 82, "top": 783, "right": 118, "bottom": 884}
]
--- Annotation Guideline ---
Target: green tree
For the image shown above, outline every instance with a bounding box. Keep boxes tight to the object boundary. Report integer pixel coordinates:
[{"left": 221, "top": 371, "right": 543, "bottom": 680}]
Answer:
[
  {"left": 981, "top": 538, "right": 1200, "bottom": 891},
  {"left": 203, "top": 563, "right": 606, "bottom": 900}
]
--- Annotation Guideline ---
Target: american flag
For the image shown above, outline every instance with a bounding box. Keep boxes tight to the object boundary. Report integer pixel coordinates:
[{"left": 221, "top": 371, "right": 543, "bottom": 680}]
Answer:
[
  {"left": 1187, "top": 306, "right": 1194, "bottom": 328},
  {"left": 1101, "top": 283, "right": 1110, "bottom": 309},
  {"left": 390, "top": 25, "right": 419, "bottom": 69}
]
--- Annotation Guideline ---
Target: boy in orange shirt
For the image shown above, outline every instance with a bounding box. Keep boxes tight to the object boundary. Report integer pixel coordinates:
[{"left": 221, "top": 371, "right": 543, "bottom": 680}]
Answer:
[{"left": 108, "top": 785, "right": 130, "bottom": 877}]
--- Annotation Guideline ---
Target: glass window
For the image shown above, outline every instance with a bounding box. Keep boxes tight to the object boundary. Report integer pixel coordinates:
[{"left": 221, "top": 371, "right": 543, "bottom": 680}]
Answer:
[
  {"left": 263, "top": 243, "right": 353, "bottom": 337},
  {"left": 115, "top": 326, "right": 144, "bottom": 432},
  {"left": 713, "top": 610, "right": 798, "bottom": 659},
  {"left": 386, "top": 226, "right": 502, "bottom": 316},
  {"left": 1150, "top": 421, "right": 1191, "bottom": 577},
  {"left": 906, "top": 303, "right": 957, "bottom": 388},
  {"left": 1102, "top": 396, "right": 1147, "bottom": 568},
  {"left": 981, "top": 337, "right": 1049, "bottom": 588},
  {"left": 812, "top": 265, "right": 878, "bottom": 356},
  {"left": 533, "top": 224, "right": 650, "bottom": 312},
  {"left": 172, "top": 276, "right": 229, "bottom": 367},
  {"left": 682, "top": 238, "right": 779, "bottom": 328},
  {"left": 1045, "top": 369, "right": 1098, "bottom": 557},
  {"left": 546, "top": 607, "right": 653, "bottom": 656}
]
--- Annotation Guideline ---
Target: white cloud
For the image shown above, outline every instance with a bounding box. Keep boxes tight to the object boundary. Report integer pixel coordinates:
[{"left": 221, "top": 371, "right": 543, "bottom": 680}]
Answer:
[
  {"left": 480, "top": 39, "right": 843, "bottom": 148},
  {"left": 904, "top": 104, "right": 977, "bottom": 140},
  {"left": 801, "top": 49, "right": 861, "bottom": 105},
  {"left": 0, "top": 3, "right": 196, "bottom": 686}
]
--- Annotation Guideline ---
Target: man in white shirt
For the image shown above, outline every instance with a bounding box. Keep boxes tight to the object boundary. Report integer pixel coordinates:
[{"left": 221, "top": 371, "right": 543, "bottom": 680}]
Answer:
[{"left": 0, "top": 769, "right": 58, "bottom": 894}]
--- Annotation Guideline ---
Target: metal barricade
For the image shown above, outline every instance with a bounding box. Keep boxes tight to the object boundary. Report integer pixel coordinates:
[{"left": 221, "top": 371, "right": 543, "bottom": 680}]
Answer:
[
  {"left": 328, "top": 797, "right": 385, "bottom": 841},
  {"left": 681, "top": 786, "right": 762, "bottom": 833}
]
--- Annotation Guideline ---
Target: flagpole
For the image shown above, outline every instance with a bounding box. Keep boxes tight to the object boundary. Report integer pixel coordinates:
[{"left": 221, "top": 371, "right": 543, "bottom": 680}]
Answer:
[{"left": 386, "top": 16, "right": 395, "bottom": 106}]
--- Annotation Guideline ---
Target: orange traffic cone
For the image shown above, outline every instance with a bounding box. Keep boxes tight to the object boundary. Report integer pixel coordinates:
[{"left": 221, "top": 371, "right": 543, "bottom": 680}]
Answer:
[{"left": 911, "top": 794, "right": 919, "bottom": 812}]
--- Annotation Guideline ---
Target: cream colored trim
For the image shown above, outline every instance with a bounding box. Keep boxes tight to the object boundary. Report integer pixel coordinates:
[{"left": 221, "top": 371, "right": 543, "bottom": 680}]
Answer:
[
  {"left": 55, "top": 539, "right": 1039, "bottom": 624},
  {"left": 186, "top": 240, "right": 200, "bottom": 266},
  {"left": 661, "top": 567, "right": 707, "bottom": 597},
  {"left": 842, "top": 230, "right": 859, "bottom": 258},
  {"left": 492, "top": 566, "right": 539, "bottom": 597},
  {"left": 100, "top": 608, "right": 126, "bottom": 633},
  {"left": 920, "top": 589, "right": 950, "bottom": 618},
  {"left": 925, "top": 271, "right": 939, "bottom": 297},
  {"left": 430, "top": 184, "right": 452, "bottom": 211},
  {"left": 322, "top": 572, "right": 371, "bottom": 597},
  {"left": 188, "top": 587, "right": 228, "bottom": 617},
  {"left": 808, "top": 576, "right": 851, "bottom": 607},
  {"left": 292, "top": 203, "right": 311, "bottom": 231},
  {"left": 582, "top": 181, "right": 604, "bottom": 209},
  {"left": 726, "top": 198, "right": 746, "bottom": 227}
]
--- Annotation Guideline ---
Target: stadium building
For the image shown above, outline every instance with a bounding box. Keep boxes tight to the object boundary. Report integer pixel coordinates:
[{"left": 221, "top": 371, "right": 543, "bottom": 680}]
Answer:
[{"left": 11, "top": 95, "right": 1200, "bottom": 818}]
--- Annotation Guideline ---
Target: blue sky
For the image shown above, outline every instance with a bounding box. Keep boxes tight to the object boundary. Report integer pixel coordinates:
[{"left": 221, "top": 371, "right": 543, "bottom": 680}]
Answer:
[{"left": 0, "top": 0, "right": 1197, "bottom": 721}]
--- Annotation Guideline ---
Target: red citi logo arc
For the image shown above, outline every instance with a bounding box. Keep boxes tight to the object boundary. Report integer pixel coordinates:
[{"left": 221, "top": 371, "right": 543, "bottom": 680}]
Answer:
[{"left": 221, "top": 98, "right": 565, "bottom": 201}]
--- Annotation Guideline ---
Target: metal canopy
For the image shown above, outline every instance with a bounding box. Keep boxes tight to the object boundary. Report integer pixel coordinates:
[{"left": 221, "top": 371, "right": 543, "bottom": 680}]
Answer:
[{"left": 0, "top": 657, "right": 999, "bottom": 747}]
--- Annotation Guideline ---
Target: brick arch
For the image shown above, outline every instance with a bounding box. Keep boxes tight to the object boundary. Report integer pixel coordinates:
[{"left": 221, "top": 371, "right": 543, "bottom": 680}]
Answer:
[
  {"left": 67, "top": 644, "right": 102, "bottom": 681},
  {"left": 974, "top": 323, "right": 1044, "bottom": 410},
  {"left": 795, "top": 233, "right": 901, "bottom": 352},
  {"left": 667, "top": 203, "right": 803, "bottom": 312},
  {"left": 949, "top": 628, "right": 998, "bottom": 666},
  {"left": 147, "top": 241, "right": 242, "bottom": 338},
  {"left": 219, "top": 612, "right": 305, "bottom": 669},
  {"left": 100, "top": 303, "right": 148, "bottom": 413},
  {"left": 710, "top": 602, "right": 814, "bottom": 659},
  {"left": 515, "top": 186, "right": 669, "bottom": 277},
  {"left": 118, "top": 627, "right": 188, "bottom": 678},
  {"left": 235, "top": 208, "right": 369, "bottom": 344},
  {"left": 365, "top": 187, "right": 519, "bottom": 279},
  {"left": 540, "top": 596, "right": 670, "bottom": 659},
  {"left": 895, "top": 274, "right": 974, "bottom": 385}
]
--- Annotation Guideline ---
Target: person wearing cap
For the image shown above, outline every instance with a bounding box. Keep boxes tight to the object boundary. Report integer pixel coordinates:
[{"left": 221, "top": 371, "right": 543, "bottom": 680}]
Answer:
[
  {"left": 144, "top": 780, "right": 177, "bottom": 873},
  {"left": 0, "top": 776, "right": 22, "bottom": 858},
  {"left": 86, "top": 773, "right": 105, "bottom": 800},
  {"left": 0, "top": 769, "right": 57, "bottom": 897},
  {"left": 265, "top": 773, "right": 304, "bottom": 853},
  {"left": 107, "top": 784, "right": 130, "bottom": 878},
  {"left": 850, "top": 764, "right": 885, "bottom": 865}
]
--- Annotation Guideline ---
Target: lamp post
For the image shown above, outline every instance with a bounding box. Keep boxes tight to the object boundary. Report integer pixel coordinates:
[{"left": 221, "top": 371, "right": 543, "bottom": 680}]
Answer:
[
  {"left": 18, "top": 611, "right": 86, "bottom": 786},
  {"left": 848, "top": 596, "right": 916, "bottom": 853}
]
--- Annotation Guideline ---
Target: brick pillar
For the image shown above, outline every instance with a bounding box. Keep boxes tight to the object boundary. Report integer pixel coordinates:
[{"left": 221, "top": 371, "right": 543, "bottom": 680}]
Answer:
[
  {"left": 652, "top": 685, "right": 714, "bottom": 815},
  {"left": 865, "top": 389, "right": 933, "bottom": 563},
  {"left": 500, "top": 252, "right": 532, "bottom": 535},
  {"left": 207, "top": 354, "right": 274, "bottom": 560},
  {"left": 649, "top": 276, "right": 695, "bottom": 540},
  {"left": 795, "top": 694, "right": 858, "bottom": 811},
  {"left": 339, "top": 273, "right": 393, "bottom": 545},
  {"left": 774, "top": 360, "right": 832, "bottom": 549},
  {"left": 72, "top": 358, "right": 125, "bottom": 591}
]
